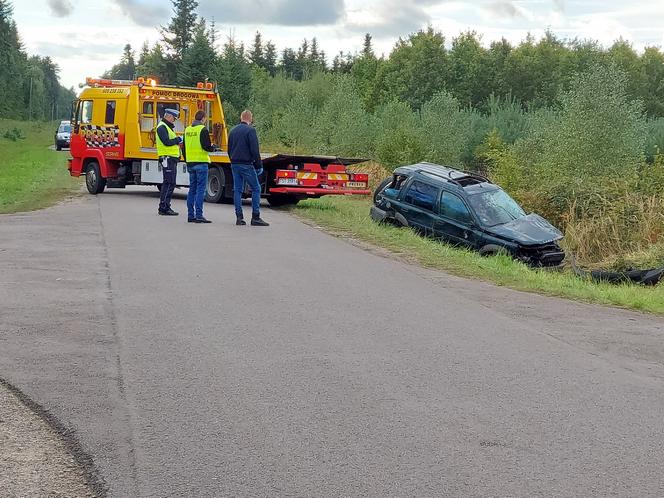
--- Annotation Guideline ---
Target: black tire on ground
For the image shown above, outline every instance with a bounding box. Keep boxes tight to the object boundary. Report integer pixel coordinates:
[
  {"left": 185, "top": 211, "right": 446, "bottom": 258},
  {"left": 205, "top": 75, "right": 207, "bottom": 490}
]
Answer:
[
  {"left": 373, "top": 177, "right": 392, "bottom": 204},
  {"left": 479, "top": 244, "right": 506, "bottom": 257},
  {"left": 267, "top": 194, "right": 299, "bottom": 207},
  {"left": 85, "top": 161, "right": 106, "bottom": 195},
  {"left": 56, "top": 144, "right": 62, "bottom": 151},
  {"left": 205, "top": 166, "right": 226, "bottom": 203}
]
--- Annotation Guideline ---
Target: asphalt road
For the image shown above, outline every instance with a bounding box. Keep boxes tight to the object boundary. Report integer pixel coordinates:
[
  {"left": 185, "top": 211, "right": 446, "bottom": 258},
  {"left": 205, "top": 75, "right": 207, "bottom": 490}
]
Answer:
[{"left": 1, "top": 187, "right": 664, "bottom": 497}]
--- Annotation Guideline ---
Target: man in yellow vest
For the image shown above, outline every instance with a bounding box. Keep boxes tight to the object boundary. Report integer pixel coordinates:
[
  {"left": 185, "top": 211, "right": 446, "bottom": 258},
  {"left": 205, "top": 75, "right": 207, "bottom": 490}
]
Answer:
[
  {"left": 183, "top": 110, "right": 215, "bottom": 223},
  {"left": 156, "top": 108, "right": 183, "bottom": 216}
]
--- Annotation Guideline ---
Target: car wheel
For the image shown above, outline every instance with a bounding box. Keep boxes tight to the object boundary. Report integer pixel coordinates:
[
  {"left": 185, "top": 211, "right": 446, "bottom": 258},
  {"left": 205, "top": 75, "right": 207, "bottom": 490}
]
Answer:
[
  {"left": 205, "top": 166, "right": 226, "bottom": 203},
  {"left": 85, "top": 161, "right": 106, "bottom": 194},
  {"left": 479, "top": 244, "right": 507, "bottom": 257},
  {"left": 373, "top": 177, "right": 392, "bottom": 204}
]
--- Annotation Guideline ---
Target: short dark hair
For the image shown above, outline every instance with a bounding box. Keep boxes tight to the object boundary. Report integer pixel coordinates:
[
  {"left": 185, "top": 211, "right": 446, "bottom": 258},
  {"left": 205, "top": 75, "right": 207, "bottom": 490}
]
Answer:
[{"left": 195, "top": 110, "right": 206, "bottom": 121}]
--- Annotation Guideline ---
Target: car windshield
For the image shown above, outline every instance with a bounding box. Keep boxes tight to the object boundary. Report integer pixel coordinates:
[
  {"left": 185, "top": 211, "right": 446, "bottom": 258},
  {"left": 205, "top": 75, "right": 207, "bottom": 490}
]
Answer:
[
  {"left": 59, "top": 125, "right": 71, "bottom": 133},
  {"left": 467, "top": 188, "right": 526, "bottom": 227}
]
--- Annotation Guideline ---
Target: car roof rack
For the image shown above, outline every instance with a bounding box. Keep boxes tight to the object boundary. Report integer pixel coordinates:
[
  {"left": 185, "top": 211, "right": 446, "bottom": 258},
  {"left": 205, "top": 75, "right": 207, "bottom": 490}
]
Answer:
[{"left": 408, "top": 163, "right": 492, "bottom": 187}]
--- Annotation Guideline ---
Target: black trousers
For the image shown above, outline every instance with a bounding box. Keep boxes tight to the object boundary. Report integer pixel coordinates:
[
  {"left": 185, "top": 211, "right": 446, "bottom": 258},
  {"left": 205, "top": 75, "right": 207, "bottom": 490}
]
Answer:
[{"left": 158, "top": 156, "right": 178, "bottom": 212}]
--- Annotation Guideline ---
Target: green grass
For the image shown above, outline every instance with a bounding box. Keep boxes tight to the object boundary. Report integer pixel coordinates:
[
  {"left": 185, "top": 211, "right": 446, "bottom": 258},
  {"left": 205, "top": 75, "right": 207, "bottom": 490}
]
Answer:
[
  {"left": 0, "top": 120, "right": 81, "bottom": 214},
  {"left": 294, "top": 196, "right": 664, "bottom": 315}
]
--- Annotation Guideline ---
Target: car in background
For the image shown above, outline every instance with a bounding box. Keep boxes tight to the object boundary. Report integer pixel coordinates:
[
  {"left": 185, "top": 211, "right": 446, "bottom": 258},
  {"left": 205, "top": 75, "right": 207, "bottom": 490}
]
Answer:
[
  {"left": 371, "top": 162, "right": 565, "bottom": 267},
  {"left": 54, "top": 120, "right": 71, "bottom": 150}
]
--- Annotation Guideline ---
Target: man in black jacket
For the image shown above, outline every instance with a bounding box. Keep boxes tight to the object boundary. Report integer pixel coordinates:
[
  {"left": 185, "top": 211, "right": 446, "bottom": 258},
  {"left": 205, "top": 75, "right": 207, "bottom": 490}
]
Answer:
[{"left": 227, "top": 110, "right": 269, "bottom": 226}]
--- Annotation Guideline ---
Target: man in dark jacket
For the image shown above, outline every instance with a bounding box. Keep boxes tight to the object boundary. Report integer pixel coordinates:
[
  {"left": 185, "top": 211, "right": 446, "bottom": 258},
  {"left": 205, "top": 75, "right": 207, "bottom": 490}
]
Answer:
[
  {"left": 227, "top": 110, "right": 269, "bottom": 226},
  {"left": 183, "top": 110, "right": 215, "bottom": 223},
  {"left": 155, "top": 108, "right": 183, "bottom": 216}
]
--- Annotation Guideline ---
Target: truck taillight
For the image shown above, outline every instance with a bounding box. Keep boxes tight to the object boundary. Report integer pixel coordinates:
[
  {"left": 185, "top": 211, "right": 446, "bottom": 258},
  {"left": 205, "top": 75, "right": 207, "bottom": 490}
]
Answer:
[
  {"left": 276, "top": 170, "right": 297, "bottom": 178},
  {"left": 352, "top": 173, "right": 369, "bottom": 182}
]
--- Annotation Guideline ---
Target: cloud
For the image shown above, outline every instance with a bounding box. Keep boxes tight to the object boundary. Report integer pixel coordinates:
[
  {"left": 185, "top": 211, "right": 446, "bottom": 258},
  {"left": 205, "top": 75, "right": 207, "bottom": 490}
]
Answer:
[
  {"left": 346, "top": 0, "right": 432, "bottom": 38},
  {"left": 47, "top": 0, "right": 74, "bottom": 17},
  {"left": 553, "top": 0, "right": 565, "bottom": 13},
  {"left": 112, "top": 0, "right": 170, "bottom": 27},
  {"left": 199, "top": 0, "right": 345, "bottom": 26},
  {"left": 485, "top": 1, "right": 526, "bottom": 19}
]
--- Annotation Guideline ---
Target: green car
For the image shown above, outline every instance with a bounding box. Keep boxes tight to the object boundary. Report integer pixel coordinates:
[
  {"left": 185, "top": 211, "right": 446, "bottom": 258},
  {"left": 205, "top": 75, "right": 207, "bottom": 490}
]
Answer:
[{"left": 371, "top": 162, "right": 565, "bottom": 267}]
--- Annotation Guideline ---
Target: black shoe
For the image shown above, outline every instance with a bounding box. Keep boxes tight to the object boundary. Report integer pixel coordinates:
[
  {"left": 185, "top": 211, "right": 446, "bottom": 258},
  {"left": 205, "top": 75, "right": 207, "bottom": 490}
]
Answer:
[
  {"left": 165, "top": 209, "right": 179, "bottom": 216},
  {"left": 195, "top": 217, "right": 212, "bottom": 224},
  {"left": 187, "top": 217, "right": 196, "bottom": 223},
  {"left": 251, "top": 217, "right": 269, "bottom": 226},
  {"left": 236, "top": 218, "right": 246, "bottom": 226}
]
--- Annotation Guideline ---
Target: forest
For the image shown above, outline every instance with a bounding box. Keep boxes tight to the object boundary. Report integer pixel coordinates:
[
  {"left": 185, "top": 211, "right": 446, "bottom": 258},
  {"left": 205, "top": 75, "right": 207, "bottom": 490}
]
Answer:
[{"left": 0, "top": 1, "right": 75, "bottom": 121}]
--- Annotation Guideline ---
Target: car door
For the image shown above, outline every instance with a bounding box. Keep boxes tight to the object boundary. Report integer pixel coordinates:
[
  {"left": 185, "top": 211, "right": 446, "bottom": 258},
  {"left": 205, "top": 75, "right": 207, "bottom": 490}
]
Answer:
[
  {"left": 395, "top": 179, "right": 441, "bottom": 236},
  {"left": 433, "top": 190, "right": 478, "bottom": 248}
]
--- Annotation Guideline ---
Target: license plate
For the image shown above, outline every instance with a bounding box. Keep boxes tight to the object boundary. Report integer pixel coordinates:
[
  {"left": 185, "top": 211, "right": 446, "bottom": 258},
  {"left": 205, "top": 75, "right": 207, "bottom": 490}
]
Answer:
[
  {"left": 278, "top": 178, "right": 298, "bottom": 185},
  {"left": 347, "top": 181, "right": 366, "bottom": 188}
]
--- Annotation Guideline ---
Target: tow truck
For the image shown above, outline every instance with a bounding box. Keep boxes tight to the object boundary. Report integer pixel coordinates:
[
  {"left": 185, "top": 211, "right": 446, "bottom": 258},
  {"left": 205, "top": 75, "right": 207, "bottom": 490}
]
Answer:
[{"left": 68, "top": 77, "right": 370, "bottom": 206}]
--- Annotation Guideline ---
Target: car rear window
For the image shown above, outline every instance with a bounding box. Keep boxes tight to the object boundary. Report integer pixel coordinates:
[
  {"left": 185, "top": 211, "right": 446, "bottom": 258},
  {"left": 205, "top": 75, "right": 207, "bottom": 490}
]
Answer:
[{"left": 403, "top": 180, "right": 439, "bottom": 211}]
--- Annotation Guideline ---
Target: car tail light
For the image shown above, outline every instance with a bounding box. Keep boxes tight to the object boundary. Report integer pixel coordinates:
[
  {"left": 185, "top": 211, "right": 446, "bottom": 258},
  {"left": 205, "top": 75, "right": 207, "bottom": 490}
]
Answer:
[{"left": 276, "top": 170, "right": 297, "bottom": 178}]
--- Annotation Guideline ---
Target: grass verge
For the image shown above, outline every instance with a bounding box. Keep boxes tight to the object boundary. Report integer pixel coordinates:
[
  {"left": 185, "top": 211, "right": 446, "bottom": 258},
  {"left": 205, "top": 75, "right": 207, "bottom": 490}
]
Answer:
[
  {"left": 0, "top": 120, "right": 81, "bottom": 214},
  {"left": 294, "top": 196, "right": 664, "bottom": 315}
]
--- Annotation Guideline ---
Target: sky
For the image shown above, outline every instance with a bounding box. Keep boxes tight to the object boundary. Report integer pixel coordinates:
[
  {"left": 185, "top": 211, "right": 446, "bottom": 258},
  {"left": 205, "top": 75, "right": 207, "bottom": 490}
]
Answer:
[{"left": 13, "top": 0, "right": 664, "bottom": 89}]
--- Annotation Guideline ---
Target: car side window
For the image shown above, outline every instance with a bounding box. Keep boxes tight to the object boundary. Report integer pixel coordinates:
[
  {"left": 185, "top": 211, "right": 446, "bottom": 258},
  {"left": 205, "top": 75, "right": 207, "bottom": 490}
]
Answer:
[
  {"left": 403, "top": 180, "right": 439, "bottom": 211},
  {"left": 439, "top": 191, "right": 473, "bottom": 224}
]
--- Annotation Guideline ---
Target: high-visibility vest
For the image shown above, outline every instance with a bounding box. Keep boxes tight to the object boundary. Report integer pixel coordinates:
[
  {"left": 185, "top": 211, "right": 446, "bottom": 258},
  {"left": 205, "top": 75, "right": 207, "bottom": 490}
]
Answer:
[
  {"left": 156, "top": 121, "right": 180, "bottom": 157},
  {"left": 184, "top": 124, "right": 210, "bottom": 163}
]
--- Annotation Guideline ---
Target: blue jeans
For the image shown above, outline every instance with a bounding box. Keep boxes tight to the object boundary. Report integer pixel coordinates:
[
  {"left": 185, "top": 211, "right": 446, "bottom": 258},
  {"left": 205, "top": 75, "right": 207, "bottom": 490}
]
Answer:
[
  {"left": 187, "top": 163, "right": 208, "bottom": 219},
  {"left": 231, "top": 163, "right": 261, "bottom": 217}
]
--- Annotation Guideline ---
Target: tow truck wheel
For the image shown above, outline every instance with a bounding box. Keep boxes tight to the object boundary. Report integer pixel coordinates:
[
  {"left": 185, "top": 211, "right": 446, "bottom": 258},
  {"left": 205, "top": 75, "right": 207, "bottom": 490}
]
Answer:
[
  {"left": 205, "top": 167, "right": 225, "bottom": 203},
  {"left": 268, "top": 194, "right": 299, "bottom": 207},
  {"left": 85, "top": 161, "right": 106, "bottom": 195}
]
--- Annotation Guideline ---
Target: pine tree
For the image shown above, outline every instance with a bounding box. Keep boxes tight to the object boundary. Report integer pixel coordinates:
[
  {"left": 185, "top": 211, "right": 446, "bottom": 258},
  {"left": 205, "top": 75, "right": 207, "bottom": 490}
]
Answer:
[
  {"left": 137, "top": 44, "right": 169, "bottom": 83},
  {"left": 161, "top": 0, "right": 199, "bottom": 60},
  {"left": 362, "top": 33, "right": 374, "bottom": 58},
  {"left": 178, "top": 19, "right": 217, "bottom": 86},
  {"left": 248, "top": 31, "right": 264, "bottom": 68},
  {"left": 264, "top": 41, "right": 277, "bottom": 76},
  {"left": 214, "top": 38, "right": 251, "bottom": 115},
  {"left": 280, "top": 48, "right": 297, "bottom": 78}
]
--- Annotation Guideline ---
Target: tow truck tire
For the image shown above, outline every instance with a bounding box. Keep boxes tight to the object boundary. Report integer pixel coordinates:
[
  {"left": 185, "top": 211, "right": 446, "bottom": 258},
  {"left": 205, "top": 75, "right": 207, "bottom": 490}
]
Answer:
[
  {"left": 268, "top": 194, "right": 299, "bottom": 207},
  {"left": 85, "top": 161, "right": 106, "bottom": 195},
  {"left": 205, "top": 166, "right": 226, "bottom": 203}
]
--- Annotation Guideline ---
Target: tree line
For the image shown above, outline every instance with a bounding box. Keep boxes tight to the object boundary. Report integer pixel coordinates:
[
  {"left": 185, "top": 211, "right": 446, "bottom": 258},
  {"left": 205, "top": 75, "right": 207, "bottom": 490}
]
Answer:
[
  {"left": 0, "top": 1, "right": 75, "bottom": 121},
  {"left": 104, "top": 0, "right": 664, "bottom": 121}
]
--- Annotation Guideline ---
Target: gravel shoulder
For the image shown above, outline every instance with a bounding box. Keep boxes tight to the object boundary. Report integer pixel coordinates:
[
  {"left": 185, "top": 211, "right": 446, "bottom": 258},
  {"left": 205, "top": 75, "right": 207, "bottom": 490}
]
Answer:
[{"left": 0, "top": 380, "right": 98, "bottom": 497}]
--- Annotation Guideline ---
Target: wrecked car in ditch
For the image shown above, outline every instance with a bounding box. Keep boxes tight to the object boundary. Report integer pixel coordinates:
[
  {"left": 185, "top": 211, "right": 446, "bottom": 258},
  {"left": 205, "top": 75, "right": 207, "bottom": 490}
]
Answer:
[{"left": 370, "top": 162, "right": 565, "bottom": 267}]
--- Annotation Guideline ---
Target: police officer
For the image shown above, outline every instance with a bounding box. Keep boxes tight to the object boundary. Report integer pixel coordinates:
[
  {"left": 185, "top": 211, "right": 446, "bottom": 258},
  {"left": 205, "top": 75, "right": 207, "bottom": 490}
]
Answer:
[
  {"left": 183, "top": 110, "right": 215, "bottom": 223},
  {"left": 156, "top": 108, "right": 182, "bottom": 216}
]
